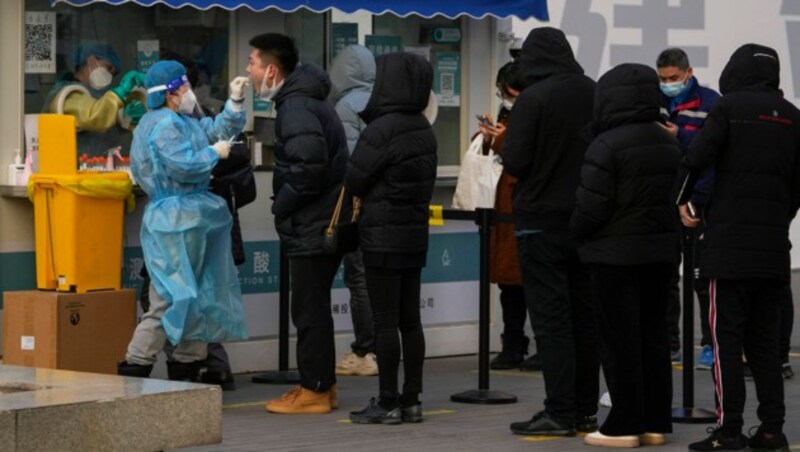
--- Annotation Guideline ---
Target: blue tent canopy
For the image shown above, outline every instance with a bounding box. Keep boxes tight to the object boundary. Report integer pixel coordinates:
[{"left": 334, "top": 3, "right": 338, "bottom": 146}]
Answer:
[{"left": 50, "top": 0, "right": 549, "bottom": 20}]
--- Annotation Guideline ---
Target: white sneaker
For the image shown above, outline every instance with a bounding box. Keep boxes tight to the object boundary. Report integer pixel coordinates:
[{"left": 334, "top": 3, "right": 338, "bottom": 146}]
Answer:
[
  {"left": 335, "top": 352, "right": 360, "bottom": 376},
  {"left": 584, "top": 431, "right": 639, "bottom": 448},
  {"left": 355, "top": 352, "right": 379, "bottom": 376},
  {"left": 599, "top": 391, "right": 612, "bottom": 408}
]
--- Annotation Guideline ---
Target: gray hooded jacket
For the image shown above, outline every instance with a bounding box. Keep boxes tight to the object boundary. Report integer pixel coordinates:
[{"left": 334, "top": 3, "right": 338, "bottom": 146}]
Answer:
[{"left": 329, "top": 45, "right": 376, "bottom": 154}]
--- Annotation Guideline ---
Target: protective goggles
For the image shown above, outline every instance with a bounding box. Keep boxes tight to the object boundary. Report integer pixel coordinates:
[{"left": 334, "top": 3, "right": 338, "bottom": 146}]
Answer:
[{"left": 147, "top": 74, "right": 189, "bottom": 94}]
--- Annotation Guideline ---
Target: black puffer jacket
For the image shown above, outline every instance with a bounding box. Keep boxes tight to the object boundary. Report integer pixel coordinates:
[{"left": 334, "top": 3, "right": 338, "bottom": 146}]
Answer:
[
  {"left": 501, "top": 27, "right": 595, "bottom": 231},
  {"left": 272, "top": 63, "right": 349, "bottom": 256},
  {"left": 675, "top": 44, "right": 800, "bottom": 281},
  {"left": 345, "top": 53, "right": 437, "bottom": 257},
  {"left": 571, "top": 63, "right": 681, "bottom": 265}
]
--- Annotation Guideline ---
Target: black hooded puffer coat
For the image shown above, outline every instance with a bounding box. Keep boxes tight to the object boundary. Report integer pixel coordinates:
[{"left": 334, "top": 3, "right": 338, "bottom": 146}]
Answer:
[
  {"left": 570, "top": 63, "right": 681, "bottom": 265},
  {"left": 345, "top": 53, "right": 438, "bottom": 258},
  {"left": 271, "top": 63, "right": 349, "bottom": 257},
  {"left": 675, "top": 44, "right": 800, "bottom": 281}
]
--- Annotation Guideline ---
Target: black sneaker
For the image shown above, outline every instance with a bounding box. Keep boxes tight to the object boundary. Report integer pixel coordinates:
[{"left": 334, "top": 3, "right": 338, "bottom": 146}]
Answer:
[
  {"left": 576, "top": 414, "right": 598, "bottom": 433},
  {"left": 349, "top": 398, "right": 402, "bottom": 425},
  {"left": 510, "top": 411, "right": 576, "bottom": 436},
  {"left": 401, "top": 403, "right": 423, "bottom": 423},
  {"left": 166, "top": 360, "right": 207, "bottom": 381},
  {"left": 748, "top": 426, "right": 790, "bottom": 452},
  {"left": 199, "top": 369, "right": 236, "bottom": 391},
  {"left": 689, "top": 427, "right": 747, "bottom": 451},
  {"left": 781, "top": 363, "right": 793, "bottom": 380},
  {"left": 490, "top": 350, "right": 525, "bottom": 370},
  {"left": 117, "top": 360, "right": 153, "bottom": 378},
  {"left": 520, "top": 353, "right": 543, "bottom": 371}
]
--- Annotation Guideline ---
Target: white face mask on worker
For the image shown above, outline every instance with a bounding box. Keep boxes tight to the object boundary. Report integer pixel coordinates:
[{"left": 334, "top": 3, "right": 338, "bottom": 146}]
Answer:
[
  {"left": 89, "top": 66, "right": 113, "bottom": 90},
  {"left": 178, "top": 89, "right": 198, "bottom": 115}
]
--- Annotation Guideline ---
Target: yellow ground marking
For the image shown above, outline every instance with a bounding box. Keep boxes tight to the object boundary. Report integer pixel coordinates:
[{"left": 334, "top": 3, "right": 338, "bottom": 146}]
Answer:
[
  {"left": 337, "top": 409, "right": 456, "bottom": 423},
  {"left": 223, "top": 401, "right": 267, "bottom": 410}
]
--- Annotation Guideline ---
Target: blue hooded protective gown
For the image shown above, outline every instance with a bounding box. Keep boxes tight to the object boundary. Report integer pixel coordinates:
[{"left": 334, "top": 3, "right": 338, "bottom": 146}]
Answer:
[{"left": 131, "top": 100, "right": 248, "bottom": 345}]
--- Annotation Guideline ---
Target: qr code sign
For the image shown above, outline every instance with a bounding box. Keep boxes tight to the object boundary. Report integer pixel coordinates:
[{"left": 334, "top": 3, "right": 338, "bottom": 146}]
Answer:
[
  {"left": 25, "top": 24, "right": 54, "bottom": 62},
  {"left": 440, "top": 73, "right": 454, "bottom": 94}
]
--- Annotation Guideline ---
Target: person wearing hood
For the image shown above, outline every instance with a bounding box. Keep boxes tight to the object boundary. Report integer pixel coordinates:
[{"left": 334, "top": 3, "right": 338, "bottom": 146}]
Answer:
[
  {"left": 117, "top": 60, "right": 250, "bottom": 378},
  {"left": 329, "top": 45, "right": 378, "bottom": 378},
  {"left": 656, "top": 48, "right": 721, "bottom": 369},
  {"left": 345, "top": 52, "right": 437, "bottom": 424},
  {"left": 501, "top": 27, "right": 600, "bottom": 436},
  {"left": 247, "top": 33, "right": 349, "bottom": 415},
  {"left": 570, "top": 64, "right": 680, "bottom": 448},
  {"left": 44, "top": 43, "right": 147, "bottom": 157},
  {"left": 675, "top": 44, "right": 800, "bottom": 452}
]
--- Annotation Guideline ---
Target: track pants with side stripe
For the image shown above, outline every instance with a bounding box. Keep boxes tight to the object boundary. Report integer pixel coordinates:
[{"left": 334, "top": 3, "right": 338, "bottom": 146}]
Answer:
[{"left": 710, "top": 278, "right": 785, "bottom": 434}]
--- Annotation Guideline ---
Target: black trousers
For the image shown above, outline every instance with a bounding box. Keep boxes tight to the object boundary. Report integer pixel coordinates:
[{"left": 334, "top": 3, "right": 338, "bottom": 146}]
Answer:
[
  {"left": 780, "top": 284, "right": 794, "bottom": 362},
  {"left": 498, "top": 284, "right": 528, "bottom": 348},
  {"left": 591, "top": 264, "right": 673, "bottom": 436},
  {"left": 291, "top": 254, "right": 342, "bottom": 392},
  {"left": 667, "top": 228, "right": 712, "bottom": 350},
  {"left": 710, "top": 279, "right": 785, "bottom": 434},
  {"left": 516, "top": 231, "right": 600, "bottom": 422},
  {"left": 365, "top": 266, "right": 425, "bottom": 403}
]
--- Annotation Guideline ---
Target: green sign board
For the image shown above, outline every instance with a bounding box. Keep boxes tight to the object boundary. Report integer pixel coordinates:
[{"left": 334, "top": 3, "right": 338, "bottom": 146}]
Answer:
[
  {"left": 433, "top": 27, "right": 462, "bottom": 44},
  {"left": 331, "top": 23, "right": 359, "bottom": 60},
  {"left": 433, "top": 51, "right": 461, "bottom": 107},
  {"left": 365, "top": 35, "right": 402, "bottom": 57}
]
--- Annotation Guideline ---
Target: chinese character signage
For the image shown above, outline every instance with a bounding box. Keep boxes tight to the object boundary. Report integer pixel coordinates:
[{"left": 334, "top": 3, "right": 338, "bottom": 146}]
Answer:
[
  {"left": 365, "top": 35, "right": 402, "bottom": 57},
  {"left": 137, "top": 40, "right": 160, "bottom": 73}
]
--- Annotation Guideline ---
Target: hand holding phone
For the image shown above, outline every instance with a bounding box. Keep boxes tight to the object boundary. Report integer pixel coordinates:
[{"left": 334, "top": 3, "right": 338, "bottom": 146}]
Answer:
[{"left": 476, "top": 114, "right": 494, "bottom": 127}]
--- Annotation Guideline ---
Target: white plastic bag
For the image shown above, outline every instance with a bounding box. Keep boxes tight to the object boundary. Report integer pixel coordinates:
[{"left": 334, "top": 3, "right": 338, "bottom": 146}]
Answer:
[{"left": 452, "top": 135, "right": 503, "bottom": 210}]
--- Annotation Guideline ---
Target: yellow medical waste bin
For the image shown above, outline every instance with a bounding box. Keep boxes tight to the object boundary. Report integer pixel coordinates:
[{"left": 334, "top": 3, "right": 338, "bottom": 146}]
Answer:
[{"left": 30, "top": 172, "right": 130, "bottom": 292}]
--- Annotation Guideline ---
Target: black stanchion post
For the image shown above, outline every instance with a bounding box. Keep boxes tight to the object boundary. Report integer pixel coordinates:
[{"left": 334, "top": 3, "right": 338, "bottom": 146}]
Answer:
[
  {"left": 451, "top": 207, "right": 517, "bottom": 404},
  {"left": 672, "top": 227, "right": 715, "bottom": 422},
  {"left": 252, "top": 245, "right": 300, "bottom": 384}
]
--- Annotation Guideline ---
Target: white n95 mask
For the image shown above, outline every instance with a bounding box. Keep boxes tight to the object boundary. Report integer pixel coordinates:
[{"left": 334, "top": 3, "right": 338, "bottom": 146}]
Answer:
[
  {"left": 179, "top": 89, "right": 198, "bottom": 115},
  {"left": 89, "top": 67, "right": 113, "bottom": 90}
]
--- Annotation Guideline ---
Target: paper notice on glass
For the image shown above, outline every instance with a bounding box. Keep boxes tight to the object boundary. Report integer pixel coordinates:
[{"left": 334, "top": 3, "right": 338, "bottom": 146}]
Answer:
[
  {"left": 433, "top": 52, "right": 461, "bottom": 107},
  {"left": 25, "top": 12, "right": 56, "bottom": 74},
  {"left": 24, "top": 114, "right": 40, "bottom": 172},
  {"left": 137, "top": 40, "right": 160, "bottom": 72}
]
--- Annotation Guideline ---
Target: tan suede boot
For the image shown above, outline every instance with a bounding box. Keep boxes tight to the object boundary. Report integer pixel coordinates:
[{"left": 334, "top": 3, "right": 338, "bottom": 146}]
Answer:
[{"left": 266, "top": 386, "right": 332, "bottom": 414}]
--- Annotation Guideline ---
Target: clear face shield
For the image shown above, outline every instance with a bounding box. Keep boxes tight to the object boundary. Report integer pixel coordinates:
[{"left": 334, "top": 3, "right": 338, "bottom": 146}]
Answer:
[{"left": 147, "top": 74, "right": 206, "bottom": 119}]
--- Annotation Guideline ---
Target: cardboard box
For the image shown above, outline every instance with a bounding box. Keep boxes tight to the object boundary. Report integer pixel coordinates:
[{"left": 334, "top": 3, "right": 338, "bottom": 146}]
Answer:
[{"left": 3, "top": 290, "right": 136, "bottom": 374}]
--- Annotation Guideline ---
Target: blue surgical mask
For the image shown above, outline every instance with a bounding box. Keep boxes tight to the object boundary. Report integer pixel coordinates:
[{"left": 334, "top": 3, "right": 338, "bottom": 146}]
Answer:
[{"left": 660, "top": 80, "right": 687, "bottom": 98}]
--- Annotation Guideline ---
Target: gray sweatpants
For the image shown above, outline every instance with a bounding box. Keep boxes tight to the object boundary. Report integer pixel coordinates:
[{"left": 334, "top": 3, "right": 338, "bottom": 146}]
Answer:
[{"left": 126, "top": 284, "right": 208, "bottom": 366}]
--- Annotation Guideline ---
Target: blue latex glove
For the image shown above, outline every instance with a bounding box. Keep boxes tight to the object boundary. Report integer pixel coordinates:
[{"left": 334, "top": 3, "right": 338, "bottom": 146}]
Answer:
[
  {"left": 124, "top": 100, "right": 147, "bottom": 125},
  {"left": 111, "top": 70, "right": 146, "bottom": 101}
]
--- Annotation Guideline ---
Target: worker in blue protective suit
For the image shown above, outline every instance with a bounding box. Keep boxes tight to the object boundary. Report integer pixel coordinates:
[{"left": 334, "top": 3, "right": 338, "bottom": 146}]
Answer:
[
  {"left": 118, "top": 60, "right": 251, "bottom": 378},
  {"left": 43, "top": 43, "right": 147, "bottom": 157}
]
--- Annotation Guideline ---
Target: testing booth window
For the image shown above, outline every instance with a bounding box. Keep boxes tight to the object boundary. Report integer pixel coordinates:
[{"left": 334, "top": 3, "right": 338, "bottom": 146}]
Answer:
[{"left": 23, "top": 0, "right": 231, "bottom": 159}]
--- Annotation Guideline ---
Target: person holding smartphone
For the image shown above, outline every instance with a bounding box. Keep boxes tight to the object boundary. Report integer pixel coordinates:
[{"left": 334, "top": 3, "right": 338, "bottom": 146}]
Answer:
[{"left": 474, "top": 62, "right": 539, "bottom": 372}]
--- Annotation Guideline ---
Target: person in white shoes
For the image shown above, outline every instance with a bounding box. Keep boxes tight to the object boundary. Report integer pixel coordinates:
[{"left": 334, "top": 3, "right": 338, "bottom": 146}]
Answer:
[{"left": 570, "top": 63, "right": 679, "bottom": 448}]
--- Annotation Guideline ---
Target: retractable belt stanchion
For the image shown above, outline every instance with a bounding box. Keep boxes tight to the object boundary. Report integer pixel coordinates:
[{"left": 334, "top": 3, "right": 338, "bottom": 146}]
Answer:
[
  {"left": 672, "top": 227, "right": 715, "bottom": 422},
  {"left": 252, "top": 246, "right": 300, "bottom": 384},
  {"left": 449, "top": 207, "right": 517, "bottom": 404}
]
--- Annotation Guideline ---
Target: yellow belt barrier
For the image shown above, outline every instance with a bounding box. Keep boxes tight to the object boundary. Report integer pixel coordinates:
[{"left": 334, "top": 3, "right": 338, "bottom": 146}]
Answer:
[{"left": 429, "top": 205, "right": 444, "bottom": 226}]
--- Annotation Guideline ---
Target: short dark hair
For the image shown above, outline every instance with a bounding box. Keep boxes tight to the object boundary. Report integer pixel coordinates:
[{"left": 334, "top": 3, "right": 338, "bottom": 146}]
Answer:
[
  {"left": 249, "top": 33, "right": 299, "bottom": 74},
  {"left": 656, "top": 48, "right": 690, "bottom": 70},
  {"left": 496, "top": 61, "right": 524, "bottom": 95}
]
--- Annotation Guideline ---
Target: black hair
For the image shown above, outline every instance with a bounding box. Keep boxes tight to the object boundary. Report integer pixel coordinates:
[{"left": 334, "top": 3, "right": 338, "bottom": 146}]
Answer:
[
  {"left": 248, "top": 33, "right": 299, "bottom": 74},
  {"left": 496, "top": 61, "right": 524, "bottom": 95},
  {"left": 656, "top": 48, "right": 690, "bottom": 70}
]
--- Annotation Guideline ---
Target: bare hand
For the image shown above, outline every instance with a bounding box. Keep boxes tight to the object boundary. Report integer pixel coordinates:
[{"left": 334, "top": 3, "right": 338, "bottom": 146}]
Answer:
[
  {"left": 678, "top": 203, "right": 700, "bottom": 228},
  {"left": 658, "top": 120, "right": 679, "bottom": 136}
]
